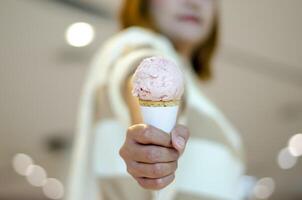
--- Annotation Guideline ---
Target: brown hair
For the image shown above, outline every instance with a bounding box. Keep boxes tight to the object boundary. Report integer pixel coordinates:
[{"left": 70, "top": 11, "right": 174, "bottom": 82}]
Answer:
[{"left": 119, "top": 0, "right": 218, "bottom": 81}]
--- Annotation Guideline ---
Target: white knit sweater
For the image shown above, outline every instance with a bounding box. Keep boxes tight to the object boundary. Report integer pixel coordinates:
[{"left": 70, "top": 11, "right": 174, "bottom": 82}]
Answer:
[{"left": 65, "top": 27, "right": 246, "bottom": 200}]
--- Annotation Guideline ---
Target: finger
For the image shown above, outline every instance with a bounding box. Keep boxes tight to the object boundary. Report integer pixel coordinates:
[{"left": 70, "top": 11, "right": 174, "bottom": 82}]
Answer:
[
  {"left": 128, "top": 142, "right": 179, "bottom": 163},
  {"left": 127, "top": 161, "right": 177, "bottom": 179},
  {"left": 135, "top": 173, "right": 175, "bottom": 190},
  {"left": 171, "top": 125, "right": 190, "bottom": 154},
  {"left": 127, "top": 124, "right": 172, "bottom": 147}
]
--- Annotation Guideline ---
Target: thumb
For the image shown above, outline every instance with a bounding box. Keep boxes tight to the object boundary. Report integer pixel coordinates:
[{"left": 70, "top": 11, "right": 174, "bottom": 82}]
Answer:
[{"left": 171, "top": 125, "right": 190, "bottom": 155}]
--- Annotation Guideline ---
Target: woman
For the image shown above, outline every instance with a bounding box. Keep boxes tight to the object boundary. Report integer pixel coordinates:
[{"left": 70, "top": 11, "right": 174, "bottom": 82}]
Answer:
[{"left": 66, "top": 0, "right": 246, "bottom": 199}]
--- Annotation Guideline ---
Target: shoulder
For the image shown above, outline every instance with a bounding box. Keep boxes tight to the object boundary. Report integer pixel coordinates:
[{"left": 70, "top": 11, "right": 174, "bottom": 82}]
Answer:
[
  {"left": 101, "top": 26, "right": 174, "bottom": 55},
  {"left": 114, "top": 26, "right": 170, "bottom": 44}
]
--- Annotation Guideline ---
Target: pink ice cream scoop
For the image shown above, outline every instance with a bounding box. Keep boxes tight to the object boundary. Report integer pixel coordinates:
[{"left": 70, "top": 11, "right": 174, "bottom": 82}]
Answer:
[{"left": 132, "top": 56, "right": 184, "bottom": 101}]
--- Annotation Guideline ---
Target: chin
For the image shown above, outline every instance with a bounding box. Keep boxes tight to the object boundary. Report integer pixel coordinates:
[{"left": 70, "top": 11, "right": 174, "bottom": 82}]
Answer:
[
  {"left": 173, "top": 24, "right": 206, "bottom": 44},
  {"left": 176, "top": 32, "right": 205, "bottom": 44}
]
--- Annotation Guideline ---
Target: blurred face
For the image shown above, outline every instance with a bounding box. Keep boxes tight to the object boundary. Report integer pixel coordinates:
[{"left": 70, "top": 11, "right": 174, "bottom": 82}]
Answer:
[{"left": 149, "top": 0, "right": 216, "bottom": 46}]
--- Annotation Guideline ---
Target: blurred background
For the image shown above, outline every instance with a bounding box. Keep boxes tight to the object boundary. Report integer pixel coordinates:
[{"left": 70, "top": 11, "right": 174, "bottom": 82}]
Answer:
[{"left": 0, "top": 0, "right": 301, "bottom": 199}]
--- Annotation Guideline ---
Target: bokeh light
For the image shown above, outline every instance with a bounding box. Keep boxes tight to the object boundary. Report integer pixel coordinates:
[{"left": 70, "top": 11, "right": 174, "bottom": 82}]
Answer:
[
  {"left": 42, "top": 178, "right": 64, "bottom": 199},
  {"left": 253, "top": 177, "right": 275, "bottom": 199},
  {"left": 12, "top": 153, "right": 33, "bottom": 176},
  {"left": 26, "top": 165, "right": 47, "bottom": 187},
  {"left": 237, "top": 175, "right": 257, "bottom": 199},
  {"left": 277, "top": 147, "right": 297, "bottom": 169},
  {"left": 65, "top": 22, "right": 95, "bottom": 47},
  {"left": 288, "top": 133, "right": 302, "bottom": 157}
]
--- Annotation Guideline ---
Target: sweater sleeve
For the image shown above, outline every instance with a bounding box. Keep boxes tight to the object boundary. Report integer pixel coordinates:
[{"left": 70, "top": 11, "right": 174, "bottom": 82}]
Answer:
[{"left": 104, "top": 27, "right": 182, "bottom": 126}]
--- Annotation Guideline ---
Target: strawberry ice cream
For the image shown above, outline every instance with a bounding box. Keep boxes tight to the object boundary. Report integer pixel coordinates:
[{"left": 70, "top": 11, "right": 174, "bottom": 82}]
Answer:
[{"left": 132, "top": 56, "right": 184, "bottom": 101}]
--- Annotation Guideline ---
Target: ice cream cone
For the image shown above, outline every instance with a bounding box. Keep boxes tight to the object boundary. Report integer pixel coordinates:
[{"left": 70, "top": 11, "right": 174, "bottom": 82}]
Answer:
[
  {"left": 139, "top": 99, "right": 179, "bottom": 134},
  {"left": 132, "top": 57, "right": 184, "bottom": 200}
]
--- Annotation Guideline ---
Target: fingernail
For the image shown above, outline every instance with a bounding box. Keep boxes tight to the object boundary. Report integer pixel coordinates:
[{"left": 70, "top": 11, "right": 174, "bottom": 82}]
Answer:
[{"left": 176, "top": 136, "right": 185, "bottom": 148}]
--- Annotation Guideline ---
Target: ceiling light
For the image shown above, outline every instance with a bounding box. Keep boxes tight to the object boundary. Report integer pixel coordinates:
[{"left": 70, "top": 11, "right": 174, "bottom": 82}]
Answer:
[{"left": 65, "top": 22, "right": 95, "bottom": 47}]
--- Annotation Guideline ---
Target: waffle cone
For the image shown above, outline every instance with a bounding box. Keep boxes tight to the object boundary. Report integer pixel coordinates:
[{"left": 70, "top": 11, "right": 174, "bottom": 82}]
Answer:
[
  {"left": 138, "top": 99, "right": 180, "bottom": 107},
  {"left": 139, "top": 101, "right": 179, "bottom": 133}
]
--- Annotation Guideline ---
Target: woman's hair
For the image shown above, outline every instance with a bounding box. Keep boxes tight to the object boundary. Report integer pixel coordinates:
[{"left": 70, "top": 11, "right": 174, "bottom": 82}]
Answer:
[{"left": 119, "top": 0, "right": 218, "bottom": 81}]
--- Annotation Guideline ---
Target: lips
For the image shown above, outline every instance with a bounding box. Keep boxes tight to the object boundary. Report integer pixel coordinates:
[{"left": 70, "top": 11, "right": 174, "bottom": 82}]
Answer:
[{"left": 178, "top": 15, "right": 201, "bottom": 24}]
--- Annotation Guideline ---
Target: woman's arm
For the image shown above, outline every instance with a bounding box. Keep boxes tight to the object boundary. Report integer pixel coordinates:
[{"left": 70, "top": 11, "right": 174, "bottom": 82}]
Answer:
[{"left": 123, "top": 76, "right": 143, "bottom": 125}]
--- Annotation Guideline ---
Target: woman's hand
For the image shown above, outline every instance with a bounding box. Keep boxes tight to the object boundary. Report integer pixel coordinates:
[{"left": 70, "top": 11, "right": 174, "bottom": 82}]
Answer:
[{"left": 119, "top": 124, "right": 190, "bottom": 190}]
